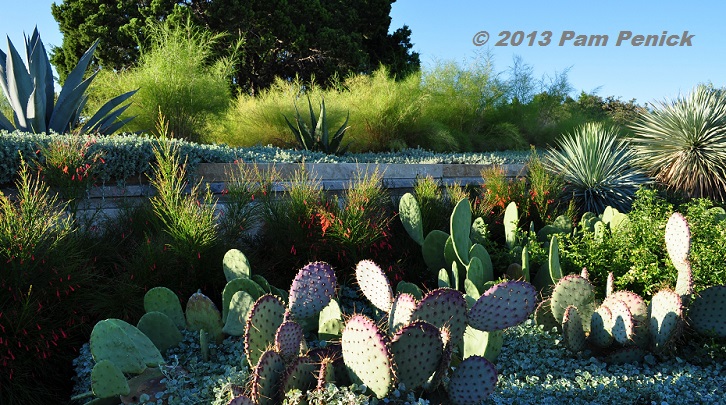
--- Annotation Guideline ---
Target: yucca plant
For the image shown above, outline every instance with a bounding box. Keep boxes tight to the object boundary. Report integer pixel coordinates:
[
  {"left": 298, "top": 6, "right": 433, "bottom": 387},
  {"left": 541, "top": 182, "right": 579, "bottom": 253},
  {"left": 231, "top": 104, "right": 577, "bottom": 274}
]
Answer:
[
  {"left": 283, "top": 95, "right": 350, "bottom": 155},
  {"left": 630, "top": 85, "right": 726, "bottom": 201},
  {"left": 0, "top": 28, "right": 136, "bottom": 134},
  {"left": 544, "top": 122, "right": 650, "bottom": 214}
]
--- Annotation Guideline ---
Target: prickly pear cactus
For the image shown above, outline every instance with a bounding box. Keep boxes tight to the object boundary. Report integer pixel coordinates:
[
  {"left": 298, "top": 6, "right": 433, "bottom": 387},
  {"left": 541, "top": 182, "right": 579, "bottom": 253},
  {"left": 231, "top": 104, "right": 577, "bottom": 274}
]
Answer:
[
  {"left": 223, "top": 248, "right": 252, "bottom": 282},
  {"left": 388, "top": 293, "right": 418, "bottom": 334},
  {"left": 469, "top": 243, "right": 493, "bottom": 282},
  {"left": 688, "top": 285, "right": 726, "bottom": 338},
  {"left": 186, "top": 291, "right": 224, "bottom": 344},
  {"left": 534, "top": 298, "right": 560, "bottom": 332},
  {"left": 503, "top": 201, "right": 518, "bottom": 250},
  {"left": 665, "top": 212, "right": 691, "bottom": 268},
  {"left": 250, "top": 349, "right": 286, "bottom": 405},
  {"left": 410, "top": 288, "right": 468, "bottom": 345},
  {"left": 447, "top": 355, "right": 498, "bottom": 405},
  {"left": 604, "top": 291, "right": 649, "bottom": 348},
  {"left": 318, "top": 298, "right": 344, "bottom": 341},
  {"left": 463, "top": 326, "right": 503, "bottom": 362},
  {"left": 588, "top": 306, "right": 614, "bottom": 348},
  {"left": 468, "top": 280, "right": 537, "bottom": 332},
  {"left": 144, "top": 286, "right": 185, "bottom": 329},
  {"left": 390, "top": 321, "right": 443, "bottom": 390},
  {"left": 355, "top": 260, "right": 393, "bottom": 313},
  {"left": 607, "top": 300, "right": 635, "bottom": 345},
  {"left": 396, "top": 281, "right": 423, "bottom": 300},
  {"left": 450, "top": 198, "right": 473, "bottom": 265},
  {"left": 562, "top": 306, "right": 586, "bottom": 353},
  {"left": 275, "top": 320, "right": 304, "bottom": 361},
  {"left": 399, "top": 192, "right": 424, "bottom": 246},
  {"left": 244, "top": 294, "right": 286, "bottom": 368},
  {"left": 222, "top": 278, "right": 265, "bottom": 323},
  {"left": 223, "top": 291, "right": 255, "bottom": 336},
  {"left": 606, "top": 272, "right": 615, "bottom": 297},
  {"left": 281, "top": 355, "right": 317, "bottom": 393},
  {"left": 91, "top": 359, "right": 131, "bottom": 398},
  {"left": 649, "top": 289, "right": 683, "bottom": 352},
  {"left": 550, "top": 275, "right": 596, "bottom": 333},
  {"left": 137, "top": 311, "right": 183, "bottom": 353},
  {"left": 90, "top": 319, "right": 164, "bottom": 374},
  {"left": 288, "top": 261, "right": 337, "bottom": 320},
  {"left": 422, "top": 229, "right": 449, "bottom": 270},
  {"left": 341, "top": 314, "right": 393, "bottom": 399}
]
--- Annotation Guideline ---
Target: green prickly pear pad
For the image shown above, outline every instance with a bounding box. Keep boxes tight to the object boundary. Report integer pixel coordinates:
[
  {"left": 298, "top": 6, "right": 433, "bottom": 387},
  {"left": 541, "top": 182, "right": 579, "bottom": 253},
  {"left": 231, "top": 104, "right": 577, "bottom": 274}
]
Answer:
[
  {"left": 144, "top": 286, "right": 185, "bottom": 329},
  {"left": 396, "top": 281, "right": 423, "bottom": 300},
  {"left": 411, "top": 288, "right": 468, "bottom": 346},
  {"left": 251, "top": 349, "right": 286, "bottom": 405},
  {"left": 223, "top": 248, "right": 252, "bottom": 282},
  {"left": 137, "top": 311, "right": 183, "bottom": 354},
  {"left": 356, "top": 259, "right": 393, "bottom": 313},
  {"left": 288, "top": 261, "right": 337, "bottom": 320},
  {"left": 244, "top": 294, "right": 285, "bottom": 368},
  {"left": 399, "top": 192, "right": 424, "bottom": 246},
  {"left": 389, "top": 293, "right": 418, "bottom": 334},
  {"left": 185, "top": 291, "right": 224, "bottom": 344},
  {"left": 390, "top": 321, "right": 443, "bottom": 390},
  {"left": 90, "top": 319, "right": 164, "bottom": 374},
  {"left": 649, "top": 289, "right": 683, "bottom": 352},
  {"left": 447, "top": 355, "right": 498, "bottom": 405},
  {"left": 468, "top": 281, "right": 537, "bottom": 332},
  {"left": 341, "top": 314, "right": 393, "bottom": 399},
  {"left": 550, "top": 274, "right": 596, "bottom": 333},
  {"left": 222, "top": 290, "right": 255, "bottom": 337},
  {"left": 422, "top": 229, "right": 449, "bottom": 271},
  {"left": 450, "top": 198, "right": 472, "bottom": 265},
  {"left": 222, "top": 277, "right": 265, "bottom": 323},
  {"left": 91, "top": 359, "right": 130, "bottom": 398},
  {"left": 689, "top": 285, "right": 726, "bottom": 338}
]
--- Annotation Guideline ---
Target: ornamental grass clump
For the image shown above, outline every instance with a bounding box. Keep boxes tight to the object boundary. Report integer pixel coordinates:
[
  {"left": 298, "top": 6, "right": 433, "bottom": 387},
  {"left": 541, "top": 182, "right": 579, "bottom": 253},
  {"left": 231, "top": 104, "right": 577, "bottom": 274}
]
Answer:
[
  {"left": 544, "top": 122, "right": 650, "bottom": 214},
  {"left": 630, "top": 85, "right": 726, "bottom": 201},
  {"left": 0, "top": 157, "right": 92, "bottom": 405}
]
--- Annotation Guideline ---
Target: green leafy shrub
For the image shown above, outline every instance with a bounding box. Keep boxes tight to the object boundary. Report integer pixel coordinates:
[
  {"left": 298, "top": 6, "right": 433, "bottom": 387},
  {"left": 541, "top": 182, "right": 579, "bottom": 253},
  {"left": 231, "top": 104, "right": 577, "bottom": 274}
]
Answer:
[
  {"left": 87, "top": 20, "right": 233, "bottom": 141},
  {"left": 544, "top": 122, "right": 650, "bottom": 214},
  {"left": 630, "top": 85, "right": 726, "bottom": 201},
  {"left": 559, "top": 188, "right": 726, "bottom": 297}
]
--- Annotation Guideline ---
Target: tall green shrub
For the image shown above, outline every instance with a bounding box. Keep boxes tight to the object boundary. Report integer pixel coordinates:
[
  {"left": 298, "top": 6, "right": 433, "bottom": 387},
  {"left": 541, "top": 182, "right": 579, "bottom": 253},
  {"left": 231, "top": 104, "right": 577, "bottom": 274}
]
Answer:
[{"left": 87, "top": 20, "right": 234, "bottom": 141}]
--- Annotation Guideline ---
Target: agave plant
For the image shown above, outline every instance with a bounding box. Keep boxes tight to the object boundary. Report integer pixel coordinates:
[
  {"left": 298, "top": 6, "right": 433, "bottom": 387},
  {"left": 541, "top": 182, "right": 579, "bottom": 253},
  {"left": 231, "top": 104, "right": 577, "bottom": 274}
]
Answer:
[
  {"left": 283, "top": 95, "right": 350, "bottom": 155},
  {"left": 630, "top": 85, "right": 726, "bottom": 201},
  {"left": 0, "top": 28, "right": 136, "bottom": 134},
  {"left": 544, "top": 122, "right": 650, "bottom": 214}
]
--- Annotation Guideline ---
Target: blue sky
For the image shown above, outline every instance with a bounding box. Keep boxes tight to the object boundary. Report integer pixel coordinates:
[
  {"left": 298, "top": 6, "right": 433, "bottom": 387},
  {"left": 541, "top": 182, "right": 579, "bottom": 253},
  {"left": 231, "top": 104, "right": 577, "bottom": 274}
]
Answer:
[{"left": 4, "top": 0, "right": 726, "bottom": 104}]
